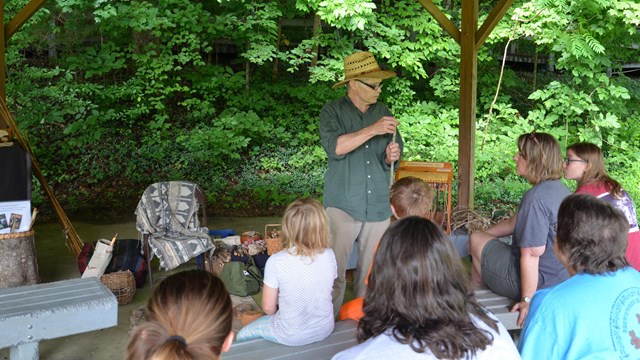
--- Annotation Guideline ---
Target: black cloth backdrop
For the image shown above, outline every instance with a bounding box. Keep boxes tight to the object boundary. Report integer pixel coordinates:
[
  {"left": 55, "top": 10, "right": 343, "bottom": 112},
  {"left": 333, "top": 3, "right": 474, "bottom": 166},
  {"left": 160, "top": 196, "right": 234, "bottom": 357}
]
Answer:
[{"left": 0, "top": 144, "right": 31, "bottom": 201}]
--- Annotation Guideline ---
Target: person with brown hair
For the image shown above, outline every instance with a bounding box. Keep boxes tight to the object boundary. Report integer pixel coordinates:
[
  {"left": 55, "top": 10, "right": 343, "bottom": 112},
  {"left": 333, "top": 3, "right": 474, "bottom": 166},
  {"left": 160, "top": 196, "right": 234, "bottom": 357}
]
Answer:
[
  {"left": 388, "top": 176, "right": 434, "bottom": 219},
  {"left": 333, "top": 217, "right": 521, "bottom": 359},
  {"left": 235, "top": 198, "right": 337, "bottom": 346},
  {"left": 127, "top": 270, "right": 234, "bottom": 360},
  {"left": 339, "top": 176, "right": 433, "bottom": 321},
  {"left": 469, "top": 132, "right": 570, "bottom": 327},
  {"left": 321, "top": 50, "right": 403, "bottom": 316},
  {"left": 564, "top": 142, "right": 640, "bottom": 270},
  {"left": 519, "top": 194, "right": 640, "bottom": 359}
]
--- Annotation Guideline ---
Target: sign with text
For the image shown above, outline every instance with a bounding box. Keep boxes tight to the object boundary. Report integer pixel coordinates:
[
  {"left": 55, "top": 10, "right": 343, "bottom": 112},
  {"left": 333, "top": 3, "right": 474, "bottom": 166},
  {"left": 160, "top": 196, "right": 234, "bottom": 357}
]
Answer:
[{"left": 0, "top": 200, "right": 31, "bottom": 234}]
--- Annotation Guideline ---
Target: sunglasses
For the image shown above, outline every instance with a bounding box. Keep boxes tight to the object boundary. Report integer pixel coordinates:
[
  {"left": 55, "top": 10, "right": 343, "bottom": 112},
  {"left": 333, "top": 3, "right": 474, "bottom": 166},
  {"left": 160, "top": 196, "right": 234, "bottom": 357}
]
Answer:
[{"left": 356, "top": 80, "right": 382, "bottom": 91}]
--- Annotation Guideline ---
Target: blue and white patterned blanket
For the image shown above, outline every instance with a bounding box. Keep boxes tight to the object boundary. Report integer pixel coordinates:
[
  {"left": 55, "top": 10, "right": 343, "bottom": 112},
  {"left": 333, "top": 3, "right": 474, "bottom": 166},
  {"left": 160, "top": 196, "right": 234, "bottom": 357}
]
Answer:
[{"left": 135, "top": 181, "right": 213, "bottom": 270}]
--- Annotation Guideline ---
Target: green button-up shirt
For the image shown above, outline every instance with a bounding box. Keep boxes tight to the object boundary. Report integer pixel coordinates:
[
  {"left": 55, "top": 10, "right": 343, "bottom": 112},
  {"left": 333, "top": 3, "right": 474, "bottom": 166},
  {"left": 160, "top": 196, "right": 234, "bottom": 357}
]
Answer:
[{"left": 320, "top": 96, "right": 403, "bottom": 222}]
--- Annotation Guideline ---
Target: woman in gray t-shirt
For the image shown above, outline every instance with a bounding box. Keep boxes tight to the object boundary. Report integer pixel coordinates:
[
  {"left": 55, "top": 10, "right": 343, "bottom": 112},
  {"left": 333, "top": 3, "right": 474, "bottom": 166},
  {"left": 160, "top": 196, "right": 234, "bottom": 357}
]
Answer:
[{"left": 469, "top": 132, "right": 570, "bottom": 328}]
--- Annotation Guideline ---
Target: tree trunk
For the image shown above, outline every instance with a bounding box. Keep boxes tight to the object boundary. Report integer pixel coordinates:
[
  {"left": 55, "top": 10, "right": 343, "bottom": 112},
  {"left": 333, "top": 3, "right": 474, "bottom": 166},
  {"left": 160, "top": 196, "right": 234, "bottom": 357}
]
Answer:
[
  {"left": 272, "top": 18, "right": 282, "bottom": 82},
  {"left": 311, "top": 15, "right": 321, "bottom": 67},
  {"left": 532, "top": 46, "right": 538, "bottom": 91},
  {"left": 0, "top": 230, "right": 39, "bottom": 289},
  {"left": 245, "top": 61, "right": 250, "bottom": 90},
  {"left": 47, "top": 14, "right": 57, "bottom": 60}
]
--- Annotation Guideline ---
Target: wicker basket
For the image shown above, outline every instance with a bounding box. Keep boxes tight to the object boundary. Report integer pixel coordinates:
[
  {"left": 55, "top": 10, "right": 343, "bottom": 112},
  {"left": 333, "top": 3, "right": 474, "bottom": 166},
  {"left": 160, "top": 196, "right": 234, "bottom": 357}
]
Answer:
[
  {"left": 265, "top": 224, "right": 282, "bottom": 255},
  {"left": 101, "top": 270, "right": 136, "bottom": 305}
]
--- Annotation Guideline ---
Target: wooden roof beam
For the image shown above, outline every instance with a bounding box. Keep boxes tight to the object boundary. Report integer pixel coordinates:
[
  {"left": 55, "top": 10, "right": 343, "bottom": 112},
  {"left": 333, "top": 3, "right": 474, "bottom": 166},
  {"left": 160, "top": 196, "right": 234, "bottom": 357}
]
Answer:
[
  {"left": 5, "top": 0, "right": 47, "bottom": 42},
  {"left": 417, "top": 0, "right": 461, "bottom": 45},
  {"left": 476, "top": 0, "right": 515, "bottom": 48},
  {"left": 0, "top": 0, "right": 47, "bottom": 124}
]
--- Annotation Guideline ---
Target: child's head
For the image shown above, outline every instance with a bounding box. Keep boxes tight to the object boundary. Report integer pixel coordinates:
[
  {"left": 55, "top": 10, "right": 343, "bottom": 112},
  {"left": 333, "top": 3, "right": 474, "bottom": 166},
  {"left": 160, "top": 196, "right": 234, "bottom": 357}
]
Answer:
[
  {"left": 282, "top": 198, "right": 329, "bottom": 257},
  {"left": 127, "top": 270, "right": 233, "bottom": 360},
  {"left": 389, "top": 176, "right": 434, "bottom": 219}
]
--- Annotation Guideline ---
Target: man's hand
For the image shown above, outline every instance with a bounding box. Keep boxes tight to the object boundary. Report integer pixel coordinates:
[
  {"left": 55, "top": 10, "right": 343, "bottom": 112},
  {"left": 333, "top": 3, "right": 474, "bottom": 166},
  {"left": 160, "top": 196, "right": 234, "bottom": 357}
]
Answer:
[
  {"left": 386, "top": 142, "right": 401, "bottom": 164},
  {"left": 370, "top": 116, "right": 399, "bottom": 136}
]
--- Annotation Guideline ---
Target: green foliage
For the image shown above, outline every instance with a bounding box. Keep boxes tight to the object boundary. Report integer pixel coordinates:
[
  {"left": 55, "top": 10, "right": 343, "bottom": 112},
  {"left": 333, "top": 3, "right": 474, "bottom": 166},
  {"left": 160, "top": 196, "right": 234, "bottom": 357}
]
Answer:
[
  {"left": 399, "top": 101, "right": 459, "bottom": 163},
  {"left": 4, "top": 0, "right": 640, "bottom": 217}
]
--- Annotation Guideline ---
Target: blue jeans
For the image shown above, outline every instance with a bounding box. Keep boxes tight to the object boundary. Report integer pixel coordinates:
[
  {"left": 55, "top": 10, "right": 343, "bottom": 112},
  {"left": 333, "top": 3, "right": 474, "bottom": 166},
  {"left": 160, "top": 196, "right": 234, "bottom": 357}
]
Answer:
[{"left": 450, "top": 230, "right": 470, "bottom": 258}]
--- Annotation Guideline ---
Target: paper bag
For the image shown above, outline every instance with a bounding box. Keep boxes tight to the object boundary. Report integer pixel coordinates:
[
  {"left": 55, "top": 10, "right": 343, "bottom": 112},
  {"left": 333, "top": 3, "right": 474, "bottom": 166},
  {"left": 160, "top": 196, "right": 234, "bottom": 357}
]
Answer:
[{"left": 81, "top": 239, "right": 113, "bottom": 278}]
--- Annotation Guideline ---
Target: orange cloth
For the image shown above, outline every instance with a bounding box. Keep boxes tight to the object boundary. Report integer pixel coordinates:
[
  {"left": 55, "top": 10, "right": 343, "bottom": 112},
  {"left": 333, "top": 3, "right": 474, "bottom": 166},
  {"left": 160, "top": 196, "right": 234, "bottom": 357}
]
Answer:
[
  {"left": 339, "top": 297, "right": 364, "bottom": 321},
  {"left": 340, "top": 241, "right": 380, "bottom": 321}
]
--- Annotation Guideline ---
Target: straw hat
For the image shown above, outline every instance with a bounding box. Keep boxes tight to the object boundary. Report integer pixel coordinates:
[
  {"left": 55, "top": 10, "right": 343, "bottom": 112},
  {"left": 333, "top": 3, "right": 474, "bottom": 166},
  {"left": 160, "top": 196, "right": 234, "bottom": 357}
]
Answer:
[{"left": 332, "top": 51, "right": 396, "bottom": 89}]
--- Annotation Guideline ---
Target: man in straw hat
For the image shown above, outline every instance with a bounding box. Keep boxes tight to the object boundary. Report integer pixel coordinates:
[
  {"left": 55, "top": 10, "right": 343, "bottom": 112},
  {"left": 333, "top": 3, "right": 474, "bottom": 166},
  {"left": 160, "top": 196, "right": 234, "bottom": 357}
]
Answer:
[{"left": 320, "top": 51, "right": 403, "bottom": 315}]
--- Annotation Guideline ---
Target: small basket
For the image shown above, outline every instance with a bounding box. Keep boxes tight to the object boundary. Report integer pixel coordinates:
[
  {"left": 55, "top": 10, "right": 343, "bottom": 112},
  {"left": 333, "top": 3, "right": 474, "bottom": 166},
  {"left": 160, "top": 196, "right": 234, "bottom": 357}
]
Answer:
[
  {"left": 101, "top": 270, "right": 136, "bottom": 305},
  {"left": 265, "top": 224, "right": 282, "bottom": 255}
]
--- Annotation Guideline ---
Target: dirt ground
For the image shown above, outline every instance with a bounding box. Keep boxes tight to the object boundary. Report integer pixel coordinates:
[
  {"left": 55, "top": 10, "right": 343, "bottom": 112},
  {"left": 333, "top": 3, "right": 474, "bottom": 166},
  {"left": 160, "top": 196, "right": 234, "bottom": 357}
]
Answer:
[{"left": 0, "top": 215, "right": 280, "bottom": 360}]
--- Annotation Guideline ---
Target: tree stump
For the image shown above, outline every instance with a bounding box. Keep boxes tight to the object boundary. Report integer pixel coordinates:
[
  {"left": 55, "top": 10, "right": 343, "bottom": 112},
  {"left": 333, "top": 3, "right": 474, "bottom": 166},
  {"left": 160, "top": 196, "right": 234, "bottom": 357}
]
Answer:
[{"left": 0, "top": 230, "right": 39, "bottom": 289}]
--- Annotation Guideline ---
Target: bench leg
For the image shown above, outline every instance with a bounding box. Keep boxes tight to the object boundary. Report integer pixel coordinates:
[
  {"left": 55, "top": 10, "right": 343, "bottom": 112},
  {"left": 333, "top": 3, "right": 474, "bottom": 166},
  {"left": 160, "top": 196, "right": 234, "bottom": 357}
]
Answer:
[{"left": 11, "top": 342, "right": 39, "bottom": 360}]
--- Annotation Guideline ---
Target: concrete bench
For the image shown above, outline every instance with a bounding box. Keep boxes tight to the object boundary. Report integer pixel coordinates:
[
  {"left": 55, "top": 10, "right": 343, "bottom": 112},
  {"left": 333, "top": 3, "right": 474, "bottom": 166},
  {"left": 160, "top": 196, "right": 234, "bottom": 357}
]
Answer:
[
  {"left": 225, "top": 319, "right": 358, "bottom": 359},
  {"left": 475, "top": 288, "right": 519, "bottom": 330},
  {"left": 0, "top": 277, "right": 118, "bottom": 360}
]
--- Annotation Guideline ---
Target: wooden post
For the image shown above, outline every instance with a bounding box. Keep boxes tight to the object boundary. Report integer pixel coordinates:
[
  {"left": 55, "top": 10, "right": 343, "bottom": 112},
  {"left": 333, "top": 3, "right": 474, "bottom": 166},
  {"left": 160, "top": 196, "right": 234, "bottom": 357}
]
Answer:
[{"left": 457, "top": 0, "right": 478, "bottom": 209}]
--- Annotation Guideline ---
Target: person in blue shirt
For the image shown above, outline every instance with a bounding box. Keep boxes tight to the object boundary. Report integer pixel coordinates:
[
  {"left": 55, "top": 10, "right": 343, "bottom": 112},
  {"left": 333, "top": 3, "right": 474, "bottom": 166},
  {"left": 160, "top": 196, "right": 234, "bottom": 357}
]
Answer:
[{"left": 519, "top": 193, "right": 640, "bottom": 359}]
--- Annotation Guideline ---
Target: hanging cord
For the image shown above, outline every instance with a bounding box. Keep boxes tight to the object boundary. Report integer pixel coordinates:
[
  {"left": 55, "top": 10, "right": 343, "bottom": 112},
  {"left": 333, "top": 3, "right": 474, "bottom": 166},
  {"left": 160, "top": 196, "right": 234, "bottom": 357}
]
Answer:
[
  {"left": 389, "top": 132, "right": 396, "bottom": 189},
  {"left": 0, "top": 98, "right": 84, "bottom": 257},
  {"left": 481, "top": 10, "right": 544, "bottom": 150}
]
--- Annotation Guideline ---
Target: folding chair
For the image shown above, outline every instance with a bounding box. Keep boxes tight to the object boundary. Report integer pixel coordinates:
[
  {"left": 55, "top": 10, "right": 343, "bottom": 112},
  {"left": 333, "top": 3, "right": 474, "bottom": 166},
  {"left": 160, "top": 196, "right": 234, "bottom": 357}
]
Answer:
[
  {"left": 135, "top": 181, "right": 213, "bottom": 286},
  {"left": 395, "top": 161, "right": 454, "bottom": 234}
]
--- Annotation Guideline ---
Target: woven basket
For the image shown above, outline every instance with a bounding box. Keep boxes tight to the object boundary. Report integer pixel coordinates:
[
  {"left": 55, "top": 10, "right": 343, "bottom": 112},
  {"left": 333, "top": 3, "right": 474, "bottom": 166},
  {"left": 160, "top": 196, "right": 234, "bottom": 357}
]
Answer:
[
  {"left": 265, "top": 224, "right": 282, "bottom": 255},
  {"left": 0, "top": 229, "right": 35, "bottom": 241},
  {"left": 101, "top": 270, "right": 136, "bottom": 305}
]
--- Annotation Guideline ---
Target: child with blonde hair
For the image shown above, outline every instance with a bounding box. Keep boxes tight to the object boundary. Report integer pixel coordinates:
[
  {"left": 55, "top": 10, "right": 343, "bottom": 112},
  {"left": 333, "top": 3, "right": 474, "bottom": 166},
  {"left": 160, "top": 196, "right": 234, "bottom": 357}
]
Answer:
[{"left": 236, "top": 198, "right": 337, "bottom": 346}]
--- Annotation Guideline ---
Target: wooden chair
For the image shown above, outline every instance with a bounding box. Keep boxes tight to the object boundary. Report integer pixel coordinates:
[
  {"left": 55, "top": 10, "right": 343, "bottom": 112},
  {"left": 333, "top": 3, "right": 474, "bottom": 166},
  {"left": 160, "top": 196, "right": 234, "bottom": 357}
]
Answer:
[
  {"left": 395, "top": 161, "right": 454, "bottom": 234},
  {"left": 135, "top": 181, "right": 213, "bottom": 286}
]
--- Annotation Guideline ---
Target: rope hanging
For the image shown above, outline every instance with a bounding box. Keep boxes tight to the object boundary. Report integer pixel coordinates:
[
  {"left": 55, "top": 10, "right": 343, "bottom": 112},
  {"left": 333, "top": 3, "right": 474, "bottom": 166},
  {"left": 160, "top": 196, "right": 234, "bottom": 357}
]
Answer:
[
  {"left": 389, "top": 132, "right": 396, "bottom": 189},
  {"left": 0, "top": 98, "right": 84, "bottom": 257}
]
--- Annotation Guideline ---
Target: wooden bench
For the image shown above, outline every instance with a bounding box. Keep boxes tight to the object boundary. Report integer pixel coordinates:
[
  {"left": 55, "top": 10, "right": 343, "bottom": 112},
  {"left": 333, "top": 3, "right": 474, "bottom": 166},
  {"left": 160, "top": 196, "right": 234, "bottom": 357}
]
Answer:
[
  {"left": 475, "top": 288, "right": 519, "bottom": 330},
  {"left": 225, "top": 319, "right": 358, "bottom": 359},
  {"left": 226, "top": 291, "right": 517, "bottom": 359},
  {"left": 0, "top": 277, "right": 118, "bottom": 359}
]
